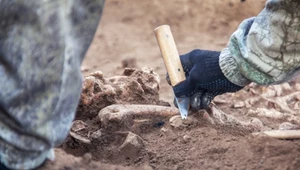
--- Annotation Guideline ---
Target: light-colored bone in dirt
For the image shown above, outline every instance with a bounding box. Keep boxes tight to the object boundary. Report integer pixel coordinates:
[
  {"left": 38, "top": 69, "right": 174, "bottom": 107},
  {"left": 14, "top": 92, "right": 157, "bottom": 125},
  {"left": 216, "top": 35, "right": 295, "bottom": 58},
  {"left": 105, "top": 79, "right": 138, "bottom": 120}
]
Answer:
[
  {"left": 205, "top": 103, "right": 264, "bottom": 132},
  {"left": 253, "top": 130, "right": 300, "bottom": 139},
  {"left": 99, "top": 104, "right": 179, "bottom": 127}
]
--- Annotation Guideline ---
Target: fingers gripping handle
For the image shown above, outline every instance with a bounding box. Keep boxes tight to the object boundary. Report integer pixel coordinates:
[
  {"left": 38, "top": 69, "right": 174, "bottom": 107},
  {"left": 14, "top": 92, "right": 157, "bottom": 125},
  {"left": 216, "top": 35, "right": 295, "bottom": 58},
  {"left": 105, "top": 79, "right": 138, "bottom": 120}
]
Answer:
[{"left": 154, "top": 25, "right": 186, "bottom": 86}]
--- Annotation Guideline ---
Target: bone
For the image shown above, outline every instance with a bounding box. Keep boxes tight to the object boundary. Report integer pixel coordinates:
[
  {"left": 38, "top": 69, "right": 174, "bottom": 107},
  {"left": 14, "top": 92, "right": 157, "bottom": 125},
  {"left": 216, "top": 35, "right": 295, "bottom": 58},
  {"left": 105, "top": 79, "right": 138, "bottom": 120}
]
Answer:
[
  {"left": 98, "top": 104, "right": 179, "bottom": 128},
  {"left": 259, "top": 130, "right": 300, "bottom": 139},
  {"left": 205, "top": 103, "right": 264, "bottom": 132}
]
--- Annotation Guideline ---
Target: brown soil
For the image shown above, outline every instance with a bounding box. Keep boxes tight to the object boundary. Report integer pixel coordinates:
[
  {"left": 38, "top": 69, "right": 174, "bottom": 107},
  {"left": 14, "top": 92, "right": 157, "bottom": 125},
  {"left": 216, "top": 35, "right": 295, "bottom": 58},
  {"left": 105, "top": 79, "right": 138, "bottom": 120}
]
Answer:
[{"left": 39, "top": 0, "right": 300, "bottom": 170}]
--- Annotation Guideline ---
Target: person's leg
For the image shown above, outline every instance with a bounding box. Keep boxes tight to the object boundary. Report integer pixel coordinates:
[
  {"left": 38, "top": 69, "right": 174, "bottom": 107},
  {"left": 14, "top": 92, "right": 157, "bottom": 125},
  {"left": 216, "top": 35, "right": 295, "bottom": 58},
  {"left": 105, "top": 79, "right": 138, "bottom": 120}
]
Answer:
[{"left": 0, "top": 0, "right": 105, "bottom": 169}]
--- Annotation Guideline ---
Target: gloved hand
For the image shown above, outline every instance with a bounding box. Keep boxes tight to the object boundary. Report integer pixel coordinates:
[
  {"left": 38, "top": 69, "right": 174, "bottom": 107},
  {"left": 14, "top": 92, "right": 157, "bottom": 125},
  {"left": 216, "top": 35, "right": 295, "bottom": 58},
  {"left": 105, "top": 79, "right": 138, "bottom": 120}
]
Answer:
[{"left": 167, "top": 49, "right": 244, "bottom": 111}]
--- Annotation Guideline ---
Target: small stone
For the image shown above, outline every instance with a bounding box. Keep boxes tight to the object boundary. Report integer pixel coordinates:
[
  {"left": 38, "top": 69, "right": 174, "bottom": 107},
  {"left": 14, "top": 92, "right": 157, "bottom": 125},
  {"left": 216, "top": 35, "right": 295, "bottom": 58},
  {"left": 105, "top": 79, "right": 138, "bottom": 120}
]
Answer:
[
  {"left": 257, "top": 108, "right": 284, "bottom": 119},
  {"left": 69, "top": 131, "right": 91, "bottom": 144},
  {"left": 123, "top": 68, "right": 137, "bottom": 76},
  {"left": 279, "top": 122, "right": 300, "bottom": 130},
  {"left": 233, "top": 101, "right": 245, "bottom": 108},
  {"left": 90, "top": 71, "right": 103, "bottom": 79},
  {"left": 247, "top": 118, "right": 264, "bottom": 131},
  {"left": 169, "top": 115, "right": 196, "bottom": 129},
  {"left": 183, "top": 135, "right": 191, "bottom": 143},
  {"left": 81, "top": 153, "right": 92, "bottom": 164},
  {"left": 160, "top": 127, "right": 169, "bottom": 133},
  {"left": 262, "top": 88, "right": 276, "bottom": 98},
  {"left": 90, "top": 130, "right": 102, "bottom": 139},
  {"left": 213, "top": 96, "right": 228, "bottom": 104},
  {"left": 160, "top": 127, "right": 171, "bottom": 136},
  {"left": 71, "top": 120, "right": 88, "bottom": 132},
  {"left": 119, "top": 132, "right": 144, "bottom": 160}
]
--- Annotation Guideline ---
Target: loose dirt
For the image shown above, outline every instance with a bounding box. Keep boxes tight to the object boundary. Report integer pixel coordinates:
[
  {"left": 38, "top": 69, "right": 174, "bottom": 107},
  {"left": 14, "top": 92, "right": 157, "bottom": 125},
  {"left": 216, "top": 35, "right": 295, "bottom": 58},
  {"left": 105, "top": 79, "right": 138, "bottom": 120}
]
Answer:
[{"left": 39, "top": 0, "right": 300, "bottom": 170}]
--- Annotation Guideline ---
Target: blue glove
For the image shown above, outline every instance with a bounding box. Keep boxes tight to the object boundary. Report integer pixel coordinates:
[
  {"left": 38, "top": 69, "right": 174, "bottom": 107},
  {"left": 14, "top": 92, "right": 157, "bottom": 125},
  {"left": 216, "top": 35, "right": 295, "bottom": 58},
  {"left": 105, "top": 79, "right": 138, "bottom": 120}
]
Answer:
[{"left": 167, "top": 49, "right": 244, "bottom": 111}]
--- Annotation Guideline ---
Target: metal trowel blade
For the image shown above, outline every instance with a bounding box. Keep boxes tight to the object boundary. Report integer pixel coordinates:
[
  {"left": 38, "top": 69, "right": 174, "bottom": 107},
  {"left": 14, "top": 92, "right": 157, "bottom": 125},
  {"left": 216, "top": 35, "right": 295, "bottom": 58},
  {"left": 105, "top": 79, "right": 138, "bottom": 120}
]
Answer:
[{"left": 175, "top": 96, "right": 190, "bottom": 119}]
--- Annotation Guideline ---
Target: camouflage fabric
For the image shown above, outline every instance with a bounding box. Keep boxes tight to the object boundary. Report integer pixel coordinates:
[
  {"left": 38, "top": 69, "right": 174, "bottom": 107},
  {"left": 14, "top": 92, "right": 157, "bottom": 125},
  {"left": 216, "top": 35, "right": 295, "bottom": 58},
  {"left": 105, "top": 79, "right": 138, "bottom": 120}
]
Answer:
[
  {"left": 0, "top": 0, "right": 105, "bottom": 169},
  {"left": 220, "top": 0, "right": 300, "bottom": 86}
]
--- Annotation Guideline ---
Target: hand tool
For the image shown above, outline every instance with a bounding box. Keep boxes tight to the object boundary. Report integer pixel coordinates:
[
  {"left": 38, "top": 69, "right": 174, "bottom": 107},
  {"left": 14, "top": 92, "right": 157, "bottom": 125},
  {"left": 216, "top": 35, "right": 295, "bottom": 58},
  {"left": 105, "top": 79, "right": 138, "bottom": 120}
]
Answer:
[{"left": 154, "top": 25, "right": 190, "bottom": 119}]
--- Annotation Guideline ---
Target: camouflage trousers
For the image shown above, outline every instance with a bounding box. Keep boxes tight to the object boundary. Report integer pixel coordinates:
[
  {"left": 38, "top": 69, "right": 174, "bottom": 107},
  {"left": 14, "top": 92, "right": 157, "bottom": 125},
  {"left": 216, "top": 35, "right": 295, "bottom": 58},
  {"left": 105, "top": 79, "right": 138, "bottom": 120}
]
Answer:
[{"left": 0, "top": 0, "right": 104, "bottom": 169}]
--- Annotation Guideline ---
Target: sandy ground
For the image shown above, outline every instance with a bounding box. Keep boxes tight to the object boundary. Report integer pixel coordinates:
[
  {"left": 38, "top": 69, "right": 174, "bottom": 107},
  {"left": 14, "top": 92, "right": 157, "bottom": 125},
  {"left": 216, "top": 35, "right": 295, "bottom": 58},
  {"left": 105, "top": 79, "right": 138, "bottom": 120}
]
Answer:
[{"left": 39, "top": 0, "right": 300, "bottom": 170}]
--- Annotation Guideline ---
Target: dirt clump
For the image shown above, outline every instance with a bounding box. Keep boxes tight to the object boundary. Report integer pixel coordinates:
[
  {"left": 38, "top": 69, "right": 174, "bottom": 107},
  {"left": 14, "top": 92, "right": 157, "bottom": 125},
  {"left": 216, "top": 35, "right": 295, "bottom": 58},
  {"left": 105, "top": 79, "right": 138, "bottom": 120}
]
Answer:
[
  {"left": 77, "top": 67, "right": 169, "bottom": 120},
  {"left": 61, "top": 69, "right": 176, "bottom": 169}
]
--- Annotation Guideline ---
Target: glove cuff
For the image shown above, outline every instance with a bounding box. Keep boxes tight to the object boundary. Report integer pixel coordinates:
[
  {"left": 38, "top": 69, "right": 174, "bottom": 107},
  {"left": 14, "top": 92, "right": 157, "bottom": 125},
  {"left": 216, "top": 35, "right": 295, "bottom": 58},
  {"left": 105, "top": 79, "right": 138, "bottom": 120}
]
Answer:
[
  {"left": 219, "top": 47, "right": 251, "bottom": 86},
  {"left": 174, "top": 49, "right": 245, "bottom": 98},
  {"left": 193, "top": 49, "right": 244, "bottom": 93}
]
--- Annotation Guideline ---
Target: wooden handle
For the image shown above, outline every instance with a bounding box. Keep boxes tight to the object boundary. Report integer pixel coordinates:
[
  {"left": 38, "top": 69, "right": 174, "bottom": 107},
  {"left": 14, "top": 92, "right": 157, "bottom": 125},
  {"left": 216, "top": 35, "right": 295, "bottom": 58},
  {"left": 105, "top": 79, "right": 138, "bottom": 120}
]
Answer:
[{"left": 154, "top": 25, "right": 186, "bottom": 86}]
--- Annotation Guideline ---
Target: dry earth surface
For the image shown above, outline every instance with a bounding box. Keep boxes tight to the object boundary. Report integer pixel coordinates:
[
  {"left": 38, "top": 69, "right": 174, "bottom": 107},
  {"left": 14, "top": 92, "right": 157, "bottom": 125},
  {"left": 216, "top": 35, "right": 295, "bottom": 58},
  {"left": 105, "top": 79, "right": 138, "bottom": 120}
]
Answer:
[{"left": 39, "top": 0, "right": 300, "bottom": 170}]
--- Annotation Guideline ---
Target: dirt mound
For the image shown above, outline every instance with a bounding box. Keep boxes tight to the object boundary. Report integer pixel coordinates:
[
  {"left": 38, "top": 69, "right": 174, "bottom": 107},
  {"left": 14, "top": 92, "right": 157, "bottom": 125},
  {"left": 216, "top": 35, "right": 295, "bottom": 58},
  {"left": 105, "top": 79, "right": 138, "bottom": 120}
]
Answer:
[
  {"left": 42, "top": 68, "right": 300, "bottom": 170},
  {"left": 77, "top": 67, "right": 168, "bottom": 120}
]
